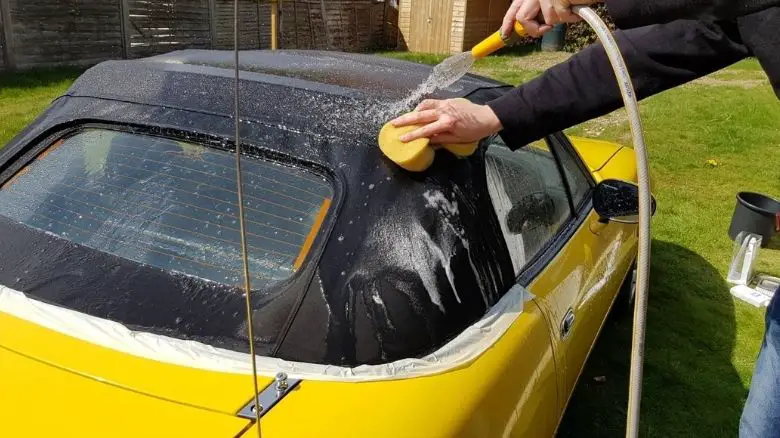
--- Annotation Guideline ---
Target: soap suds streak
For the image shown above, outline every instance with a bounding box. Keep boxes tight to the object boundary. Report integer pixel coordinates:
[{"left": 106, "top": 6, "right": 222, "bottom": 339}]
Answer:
[
  {"left": 371, "top": 289, "right": 395, "bottom": 330},
  {"left": 422, "top": 188, "right": 494, "bottom": 307},
  {"left": 582, "top": 230, "right": 625, "bottom": 305},
  {"left": 316, "top": 161, "right": 514, "bottom": 364},
  {"left": 422, "top": 234, "right": 462, "bottom": 304},
  {"left": 423, "top": 190, "right": 460, "bottom": 216}
]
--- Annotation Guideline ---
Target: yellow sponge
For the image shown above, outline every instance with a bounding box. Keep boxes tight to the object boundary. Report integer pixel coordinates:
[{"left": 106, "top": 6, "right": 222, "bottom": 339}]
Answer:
[
  {"left": 443, "top": 141, "right": 479, "bottom": 158},
  {"left": 378, "top": 123, "right": 435, "bottom": 172},
  {"left": 378, "top": 120, "right": 479, "bottom": 172}
]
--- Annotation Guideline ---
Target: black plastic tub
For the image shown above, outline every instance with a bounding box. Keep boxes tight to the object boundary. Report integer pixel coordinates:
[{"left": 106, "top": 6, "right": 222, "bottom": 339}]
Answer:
[{"left": 728, "top": 192, "right": 780, "bottom": 247}]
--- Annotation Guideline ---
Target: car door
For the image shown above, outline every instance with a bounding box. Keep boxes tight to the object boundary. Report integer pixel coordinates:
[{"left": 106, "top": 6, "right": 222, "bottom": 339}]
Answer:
[
  {"left": 485, "top": 134, "right": 634, "bottom": 419},
  {"left": 544, "top": 133, "right": 637, "bottom": 406},
  {"left": 485, "top": 135, "right": 581, "bottom": 415}
]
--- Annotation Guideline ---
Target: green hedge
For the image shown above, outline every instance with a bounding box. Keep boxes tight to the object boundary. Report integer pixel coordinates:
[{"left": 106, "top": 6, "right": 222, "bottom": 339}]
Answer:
[{"left": 563, "top": 4, "right": 616, "bottom": 52}]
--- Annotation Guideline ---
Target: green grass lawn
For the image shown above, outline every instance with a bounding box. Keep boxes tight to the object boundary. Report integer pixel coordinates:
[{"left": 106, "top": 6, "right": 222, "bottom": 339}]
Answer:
[
  {"left": 0, "top": 67, "right": 85, "bottom": 145},
  {"left": 1, "top": 53, "right": 779, "bottom": 437}
]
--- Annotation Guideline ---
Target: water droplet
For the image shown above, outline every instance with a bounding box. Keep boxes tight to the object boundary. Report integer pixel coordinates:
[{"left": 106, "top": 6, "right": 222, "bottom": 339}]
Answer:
[
  {"left": 338, "top": 235, "right": 344, "bottom": 242},
  {"left": 341, "top": 271, "right": 346, "bottom": 276},
  {"left": 368, "top": 184, "right": 375, "bottom": 190}
]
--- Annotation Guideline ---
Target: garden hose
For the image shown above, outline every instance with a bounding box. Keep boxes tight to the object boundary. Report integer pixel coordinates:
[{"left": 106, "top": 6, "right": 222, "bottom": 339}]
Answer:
[{"left": 571, "top": 7, "right": 652, "bottom": 438}]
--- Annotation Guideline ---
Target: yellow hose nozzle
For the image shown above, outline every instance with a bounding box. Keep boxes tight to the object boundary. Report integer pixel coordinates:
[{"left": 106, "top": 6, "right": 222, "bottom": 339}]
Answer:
[{"left": 471, "top": 21, "right": 530, "bottom": 59}]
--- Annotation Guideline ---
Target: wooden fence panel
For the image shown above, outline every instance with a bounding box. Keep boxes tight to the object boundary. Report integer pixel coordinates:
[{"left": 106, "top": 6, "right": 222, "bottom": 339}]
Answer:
[
  {"left": 0, "top": 1, "right": 6, "bottom": 69},
  {"left": 8, "top": 0, "right": 122, "bottom": 68},
  {"left": 280, "top": 1, "right": 307, "bottom": 49},
  {"left": 127, "top": 0, "right": 211, "bottom": 58},
  {"left": 280, "top": 1, "right": 324, "bottom": 49},
  {"left": 214, "top": 0, "right": 269, "bottom": 49},
  {"left": 0, "top": 0, "right": 398, "bottom": 70},
  {"left": 375, "top": 0, "right": 394, "bottom": 48},
  {"left": 280, "top": 0, "right": 390, "bottom": 51}
]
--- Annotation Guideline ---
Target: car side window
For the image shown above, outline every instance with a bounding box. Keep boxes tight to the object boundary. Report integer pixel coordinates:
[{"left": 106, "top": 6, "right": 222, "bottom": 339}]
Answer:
[
  {"left": 550, "top": 134, "right": 594, "bottom": 209},
  {"left": 485, "top": 138, "right": 572, "bottom": 275}
]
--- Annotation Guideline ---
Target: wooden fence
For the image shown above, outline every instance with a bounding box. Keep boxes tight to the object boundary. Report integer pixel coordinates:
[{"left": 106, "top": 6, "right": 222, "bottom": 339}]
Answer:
[
  {"left": 0, "top": 0, "right": 399, "bottom": 70},
  {"left": 279, "top": 0, "right": 395, "bottom": 51}
]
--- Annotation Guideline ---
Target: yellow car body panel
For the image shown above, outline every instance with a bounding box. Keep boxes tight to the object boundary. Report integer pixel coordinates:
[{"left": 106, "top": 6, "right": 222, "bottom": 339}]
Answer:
[
  {"left": 0, "top": 345, "right": 251, "bottom": 437},
  {"left": 593, "top": 147, "right": 640, "bottom": 184},
  {"left": 567, "top": 136, "right": 626, "bottom": 174},
  {"left": 249, "top": 301, "right": 558, "bottom": 438},
  {"left": 0, "top": 300, "right": 558, "bottom": 438},
  {"left": 529, "top": 212, "right": 637, "bottom": 415},
  {"left": 0, "top": 310, "right": 272, "bottom": 415},
  {"left": 573, "top": 138, "right": 647, "bottom": 189},
  {"left": 0, "top": 136, "right": 637, "bottom": 438}
]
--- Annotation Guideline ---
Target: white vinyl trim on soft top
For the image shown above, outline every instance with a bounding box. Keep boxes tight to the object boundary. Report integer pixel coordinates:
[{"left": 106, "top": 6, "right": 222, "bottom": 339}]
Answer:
[{"left": 0, "top": 284, "right": 531, "bottom": 382}]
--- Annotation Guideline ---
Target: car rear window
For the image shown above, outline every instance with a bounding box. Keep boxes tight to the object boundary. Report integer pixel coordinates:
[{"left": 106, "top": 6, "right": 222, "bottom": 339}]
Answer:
[{"left": 0, "top": 129, "right": 333, "bottom": 287}]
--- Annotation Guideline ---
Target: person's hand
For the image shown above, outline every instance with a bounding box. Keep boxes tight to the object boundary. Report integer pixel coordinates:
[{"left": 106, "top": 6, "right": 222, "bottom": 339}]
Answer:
[
  {"left": 501, "top": 0, "right": 603, "bottom": 38},
  {"left": 391, "top": 99, "right": 503, "bottom": 145}
]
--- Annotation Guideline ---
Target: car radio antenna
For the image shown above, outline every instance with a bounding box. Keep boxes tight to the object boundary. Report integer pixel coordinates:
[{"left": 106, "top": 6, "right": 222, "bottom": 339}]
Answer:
[{"left": 232, "top": 0, "right": 263, "bottom": 436}]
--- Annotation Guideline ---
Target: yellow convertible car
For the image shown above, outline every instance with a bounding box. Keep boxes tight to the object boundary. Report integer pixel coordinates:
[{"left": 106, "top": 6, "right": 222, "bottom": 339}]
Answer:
[{"left": 0, "top": 51, "right": 649, "bottom": 437}]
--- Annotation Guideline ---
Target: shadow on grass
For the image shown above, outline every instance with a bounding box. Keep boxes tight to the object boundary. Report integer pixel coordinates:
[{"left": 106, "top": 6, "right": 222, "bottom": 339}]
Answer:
[
  {"left": 558, "top": 240, "right": 744, "bottom": 437},
  {"left": 765, "top": 233, "right": 780, "bottom": 251}
]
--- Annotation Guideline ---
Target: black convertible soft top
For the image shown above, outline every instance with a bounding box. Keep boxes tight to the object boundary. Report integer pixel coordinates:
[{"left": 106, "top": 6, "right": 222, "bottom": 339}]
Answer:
[{"left": 0, "top": 50, "right": 516, "bottom": 366}]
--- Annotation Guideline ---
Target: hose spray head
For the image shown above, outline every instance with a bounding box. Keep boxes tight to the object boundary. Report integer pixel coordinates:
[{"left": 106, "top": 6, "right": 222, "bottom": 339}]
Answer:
[{"left": 471, "top": 21, "right": 530, "bottom": 59}]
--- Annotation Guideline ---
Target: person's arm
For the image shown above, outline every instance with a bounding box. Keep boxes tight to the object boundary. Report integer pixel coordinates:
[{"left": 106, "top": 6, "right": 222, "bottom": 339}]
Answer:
[
  {"left": 487, "top": 19, "right": 750, "bottom": 150},
  {"left": 605, "top": 0, "right": 780, "bottom": 28}
]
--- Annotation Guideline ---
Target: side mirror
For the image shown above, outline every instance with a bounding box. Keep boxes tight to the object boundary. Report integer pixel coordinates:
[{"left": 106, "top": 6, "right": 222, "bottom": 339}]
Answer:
[{"left": 593, "top": 179, "right": 657, "bottom": 224}]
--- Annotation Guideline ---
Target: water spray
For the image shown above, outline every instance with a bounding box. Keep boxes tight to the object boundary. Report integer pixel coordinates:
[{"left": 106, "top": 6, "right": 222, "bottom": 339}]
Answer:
[{"left": 379, "top": 7, "right": 652, "bottom": 438}]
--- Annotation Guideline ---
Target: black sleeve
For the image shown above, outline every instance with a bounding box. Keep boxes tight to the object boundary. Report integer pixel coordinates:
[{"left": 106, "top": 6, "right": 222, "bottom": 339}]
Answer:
[
  {"left": 605, "top": 0, "right": 780, "bottom": 29},
  {"left": 486, "top": 20, "right": 749, "bottom": 150}
]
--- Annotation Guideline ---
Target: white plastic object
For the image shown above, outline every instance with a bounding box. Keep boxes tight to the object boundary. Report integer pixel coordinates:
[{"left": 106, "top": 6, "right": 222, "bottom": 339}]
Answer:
[
  {"left": 755, "top": 274, "right": 779, "bottom": 300},
  {"left": 730, "top": 284, "right": 771, "bottom": 308},
  {"left": 727, "top": 232, "right": 762, "bottom": 285}
]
